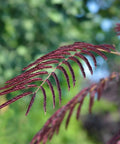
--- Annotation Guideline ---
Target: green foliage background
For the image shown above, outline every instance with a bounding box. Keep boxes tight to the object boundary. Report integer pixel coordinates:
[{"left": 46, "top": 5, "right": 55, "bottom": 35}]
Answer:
[{"left": 0, "top": 0, "right": 120, "bottom": 144}]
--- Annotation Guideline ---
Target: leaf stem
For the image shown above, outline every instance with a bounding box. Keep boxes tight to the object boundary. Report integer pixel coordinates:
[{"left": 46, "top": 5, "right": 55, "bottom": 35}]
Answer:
[{"left": 98, "top": 49, "right": 120, "bottom": 56}]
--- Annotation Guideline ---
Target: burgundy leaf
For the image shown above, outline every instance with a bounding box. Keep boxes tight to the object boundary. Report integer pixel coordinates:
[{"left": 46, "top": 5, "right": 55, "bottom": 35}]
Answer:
[
  {"left": 57, "top": 66, "right": 70, "bottom": 91},
  {"left": 0, "top": 86, "right": 26, "bottom": 96},
  {"left": 63, "top": 61, "right": 76, "bottom": 87},
  {"left": 26, "top": 92, "right": 36, "bottom": 116},
  {"left": 40, "top": 60, "right": 59, "bottom": 66},
  {"left": 40, "top": 86, "right": 47, "bottom": 113},
  {"left": 65, "top": 105, "right": 75, "bottom": 129},
  {"left": 0, "top": 92, "right": 32, "bottom": 109},
  {"left": 46, "top": 79, "right": 55, "bottom": 108},
  {"left": 51, "top": 72, "right": 61, "bottom": 104},
  {"left": 55, "top": 113, "right": 66, "bottom": 134},
  {"left": 52, "top": 51, "right": 71, "bottom": 56},
  {"left": 76, "top": 99, "right": 84, "bottom": 120}
]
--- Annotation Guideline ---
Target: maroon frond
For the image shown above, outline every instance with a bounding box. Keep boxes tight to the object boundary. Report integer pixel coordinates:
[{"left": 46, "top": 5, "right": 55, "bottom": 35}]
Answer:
[
  {"left": 57, "top": 66, "right": 70, "bottom": 91},
  {"left": 0, "top": 86, "right": 26, "bottom": 96},
  {"left": 25, "top": 92, "right": 36, "bottom": 116},
  {"left": 46, "top": 79, "right": 55, "bottom": 108},
  {"left": 63, "top": 61, "right": 76, "bottom": 87},
  {"left": 0, "top": 92, "right": 32, "bottom": 109},
  {"left": 81, "top": 50, "right": 97, "bottom": 67},
  {"left": 75, "top": 53, "right": 93, "bottom": 74},
  {"left": 65, "top": 105, "right": 75, "bottom": 129},
  {"left": 69, "top": 57, "right": 86, "bottom": 78},
  {"left": 89, "top": 90, "right": 96, "bottom": 113},
  {"left": 51, "top": 72, "right": 61, "bottom": 104},
  {"left": 40, "top": 86, "right": 47, "bottom": 113}
]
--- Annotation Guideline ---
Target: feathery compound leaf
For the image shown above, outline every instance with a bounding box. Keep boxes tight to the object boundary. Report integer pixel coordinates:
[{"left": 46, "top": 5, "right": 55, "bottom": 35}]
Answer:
[
  {"left": 0, "top": 41, "right": 116, "bottom": 114},
  {"left": 30, "top": 72, "right": 120, "bottom": 144}
]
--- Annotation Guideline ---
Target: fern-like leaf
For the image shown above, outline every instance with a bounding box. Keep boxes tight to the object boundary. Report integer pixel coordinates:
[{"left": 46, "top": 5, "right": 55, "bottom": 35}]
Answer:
[{"left": 0, "top": 42, "right": 116, "bottom": 115}]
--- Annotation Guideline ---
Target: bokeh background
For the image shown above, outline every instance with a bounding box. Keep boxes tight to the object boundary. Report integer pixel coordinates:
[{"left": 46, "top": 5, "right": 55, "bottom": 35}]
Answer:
[{"left": 0, "top": 0, "right": 120, "bottom": 144}]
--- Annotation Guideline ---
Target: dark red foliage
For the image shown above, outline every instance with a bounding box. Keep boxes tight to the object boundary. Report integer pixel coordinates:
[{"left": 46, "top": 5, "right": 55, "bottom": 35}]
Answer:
[
  {"left": 57, "top": 66, "right": 70, "bottom": 91},
  {"left": 40, "top": 86, "right": 47, "bottom": 113},
  {"left": 63, "top": 61, "right": 76, "bottom": 87},
  {"left": 46, "top": 79, "right": 56, "bottom": 108},
  {"left": 0, "top": 92, "right": 33, "bottom": 109},
  {"left": 51, "top": 72, "right": 61, "bottom": 104},
  {"left": 0, "top": 42, "right": 116, "bottom": 115},
  {"left": 26, "top": 92, "right": 36, "bottom": 116}
]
